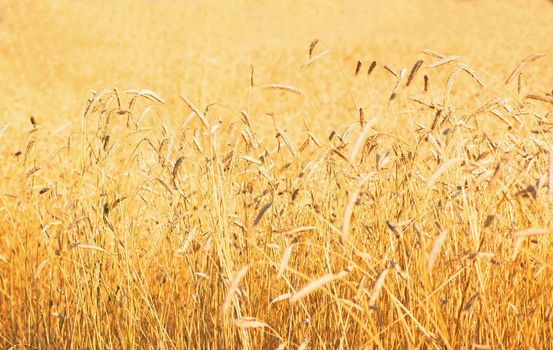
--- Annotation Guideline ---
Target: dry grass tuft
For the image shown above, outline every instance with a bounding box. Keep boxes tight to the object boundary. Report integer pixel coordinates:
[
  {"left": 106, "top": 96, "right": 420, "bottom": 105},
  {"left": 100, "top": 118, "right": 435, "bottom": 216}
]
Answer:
[{"left": 1, "top": 1, "right": 553, "bottom": 348}]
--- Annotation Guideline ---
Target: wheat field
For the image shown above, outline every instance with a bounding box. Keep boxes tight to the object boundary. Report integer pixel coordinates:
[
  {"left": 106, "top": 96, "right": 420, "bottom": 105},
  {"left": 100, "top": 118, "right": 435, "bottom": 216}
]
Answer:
[{"left": 1, "top": 1, "right": 553, "bottom": 349}]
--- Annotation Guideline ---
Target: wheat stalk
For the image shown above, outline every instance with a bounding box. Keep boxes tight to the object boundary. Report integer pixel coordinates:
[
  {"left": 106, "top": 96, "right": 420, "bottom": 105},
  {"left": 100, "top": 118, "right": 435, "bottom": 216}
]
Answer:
[
  {"left": 443, "top": 67, "right": 462, "bottom": 111},
  {"left": 547, "top": 149, "right": 553, "bottom": 202},
  {"left": 406, "top": 60, "right": 424, "bottom": 86},
  {"left": 309, "top": 39, "right": 320, "bottom": 57},
  {"left": 261, "top": 84, "right": 303, "bottom": 95},
  {"left": 505, "top": 53, "right": 546, "bottom": 84},
  {"left": 355, "top": 60, "right": 362, "bottom": 75},
  {"left": 427, "top": 55, "right": 461, "bottom": 68},
  {"left": 222, "top": 265, "right": 249, "bottom": 314},
  {"left": 276, "top": 244, "right": 294, "bottom": 278},
  {"left": 180, "top": 95, "right": 210, "bottom": 129},
  {"left": 290, "top": 266, "right": 352, "bottom": 302},
  {"left": 301, "top": 49, "right": 330, "bottom": 68},
  {"left": 422, "top": 49, "right": 446, "bottom": 59},
  {"left": 458, "top": 63, "right": 485, "bottom": 87},
  {"left": 233, "top": 317, "right": 268, "bottom": 328},
  {"left": 427, "top": 229, "right": 447, "bottom": 272},
  {"left": 367, "top": 60, "right": 377, "bottom": 76},
  {"left": 425, "top": 158, "right": 462, "bottom": 191},
  {"left": 525, "top": 94, "right": 553, "bottom": 105},
  {"left": 342, "top": 173, "right": 375, "bottom": 243},
  {"left": 368, "top": 268, "right": 388, "bottom": 308}
]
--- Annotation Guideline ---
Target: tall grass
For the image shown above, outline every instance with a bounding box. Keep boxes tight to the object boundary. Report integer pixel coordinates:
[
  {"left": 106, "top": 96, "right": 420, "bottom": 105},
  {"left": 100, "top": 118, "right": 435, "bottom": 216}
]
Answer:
[{"left": 1, "top": 1, "right": 553, "bottom": 348}]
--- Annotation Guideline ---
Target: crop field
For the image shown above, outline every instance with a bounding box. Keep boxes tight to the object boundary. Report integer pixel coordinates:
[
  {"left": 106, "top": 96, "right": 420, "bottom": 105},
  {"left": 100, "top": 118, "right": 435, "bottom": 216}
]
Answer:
[{"left": 1, "top": 0, "right": 553, "bottom": 349}]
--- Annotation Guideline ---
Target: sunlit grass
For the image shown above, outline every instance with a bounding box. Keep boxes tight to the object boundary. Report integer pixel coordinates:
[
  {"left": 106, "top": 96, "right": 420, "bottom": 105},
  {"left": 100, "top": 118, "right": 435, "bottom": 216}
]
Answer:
[{"left": 1, "top": 1, "right": 553, "bottom": 348}]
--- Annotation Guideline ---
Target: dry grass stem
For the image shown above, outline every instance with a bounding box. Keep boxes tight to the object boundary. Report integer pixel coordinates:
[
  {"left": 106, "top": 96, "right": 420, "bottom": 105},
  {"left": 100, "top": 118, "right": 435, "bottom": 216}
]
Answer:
[
  {"left": 427, "top": 55, "right": 462, "bottom": 68},
  {"left": 505, "top": 53, "right": 546, "bottom": 84}
]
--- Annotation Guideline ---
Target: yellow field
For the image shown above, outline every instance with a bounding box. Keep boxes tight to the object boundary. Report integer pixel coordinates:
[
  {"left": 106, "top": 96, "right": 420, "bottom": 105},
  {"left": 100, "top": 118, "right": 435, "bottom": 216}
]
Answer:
[{"left": 1, "top": 0, "right": 553, "bottom": 348}]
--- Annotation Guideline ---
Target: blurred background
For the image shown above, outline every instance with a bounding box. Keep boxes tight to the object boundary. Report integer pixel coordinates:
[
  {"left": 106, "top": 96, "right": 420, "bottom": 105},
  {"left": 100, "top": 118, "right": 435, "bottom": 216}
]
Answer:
[{"left": 1, "top": 0, "right": 552, "bottom": 132}]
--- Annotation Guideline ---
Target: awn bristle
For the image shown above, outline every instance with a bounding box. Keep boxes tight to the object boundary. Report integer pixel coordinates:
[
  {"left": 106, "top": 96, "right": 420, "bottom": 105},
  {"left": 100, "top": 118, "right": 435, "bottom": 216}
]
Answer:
[{"left": 383, "top": 65, "right": 398, "bottom": 78}]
